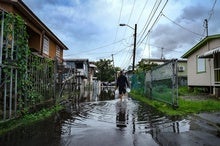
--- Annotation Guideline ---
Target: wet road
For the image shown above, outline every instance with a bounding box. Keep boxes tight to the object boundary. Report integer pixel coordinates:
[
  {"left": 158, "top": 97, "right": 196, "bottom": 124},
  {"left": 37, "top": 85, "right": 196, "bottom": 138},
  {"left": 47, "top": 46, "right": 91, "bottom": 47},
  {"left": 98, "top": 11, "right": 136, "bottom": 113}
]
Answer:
[{"left": 1, "top": 95, "right": 220, "bottom": 146}]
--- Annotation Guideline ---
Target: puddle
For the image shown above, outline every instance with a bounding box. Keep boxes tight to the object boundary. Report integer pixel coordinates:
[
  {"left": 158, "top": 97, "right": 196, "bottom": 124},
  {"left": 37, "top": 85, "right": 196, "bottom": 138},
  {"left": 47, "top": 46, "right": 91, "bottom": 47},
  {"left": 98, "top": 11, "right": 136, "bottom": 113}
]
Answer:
[{"left": 1, "top": 88, "right": 219, "bottom": 146}]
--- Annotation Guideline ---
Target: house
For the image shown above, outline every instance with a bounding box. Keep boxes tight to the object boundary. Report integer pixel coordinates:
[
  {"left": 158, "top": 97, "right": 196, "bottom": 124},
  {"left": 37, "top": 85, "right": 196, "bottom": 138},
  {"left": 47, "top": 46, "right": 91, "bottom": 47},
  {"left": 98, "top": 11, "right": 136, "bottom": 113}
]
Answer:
[
  {"left": 89, "top": 63, "right": 97, "bottom": 83},
  {"left": 140, "top": 58, "right": 188, "bottom": 86},
  {"left": 0, "top": 0, "right": 69, "bottom": 121},
  {"left": 64, "top": 59, "right": 89, "bottom": 79},
  {"left": 64, "top": 59, "right": 89, "bottom": 90},
  {"left": 182, "top": 34, "right": 220, "bottom": 97},
  {"left": 0, "top": 0, "right": 68, "bottom": 63}
]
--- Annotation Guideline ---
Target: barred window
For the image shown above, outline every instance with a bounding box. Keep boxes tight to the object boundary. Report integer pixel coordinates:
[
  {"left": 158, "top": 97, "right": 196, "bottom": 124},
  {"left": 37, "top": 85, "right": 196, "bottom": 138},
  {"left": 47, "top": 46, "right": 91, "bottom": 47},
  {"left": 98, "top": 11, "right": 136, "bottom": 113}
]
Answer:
[
  {"left": 56, "top": 45, "right": 60, "bottom": 57},
  {"left": 43, "top": 36, "right": 49, "bottom": 55}
]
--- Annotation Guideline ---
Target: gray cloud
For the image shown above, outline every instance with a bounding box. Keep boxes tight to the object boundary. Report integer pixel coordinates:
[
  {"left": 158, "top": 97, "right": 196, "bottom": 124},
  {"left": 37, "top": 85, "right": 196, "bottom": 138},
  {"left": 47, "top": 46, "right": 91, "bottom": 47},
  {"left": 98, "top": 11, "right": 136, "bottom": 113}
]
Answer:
[
  {"left": 150, "top": 0, "right": 220, "bottom": 59},
  {"left": 22, "top": 0, "right": 220, "bottom": 67}
]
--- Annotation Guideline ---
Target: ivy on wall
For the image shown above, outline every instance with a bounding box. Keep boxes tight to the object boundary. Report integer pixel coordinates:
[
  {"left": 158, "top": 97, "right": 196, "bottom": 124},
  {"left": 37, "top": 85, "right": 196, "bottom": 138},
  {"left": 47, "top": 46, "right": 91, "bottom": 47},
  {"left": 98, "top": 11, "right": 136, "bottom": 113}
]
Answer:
[
  {"left": 2, "top": 13, "right": 55, "bottom": 109},
  {"left": 3, "top": 13, "right": 30, "bottom": 107}
]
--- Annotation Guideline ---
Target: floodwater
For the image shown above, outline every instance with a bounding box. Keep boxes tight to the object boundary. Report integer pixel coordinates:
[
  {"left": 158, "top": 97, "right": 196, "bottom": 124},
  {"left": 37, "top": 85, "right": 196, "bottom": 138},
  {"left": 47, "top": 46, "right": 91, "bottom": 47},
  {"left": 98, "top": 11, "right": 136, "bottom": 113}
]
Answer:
[{"left": 0, "top": 87, "right": 220, "bottom": 146}]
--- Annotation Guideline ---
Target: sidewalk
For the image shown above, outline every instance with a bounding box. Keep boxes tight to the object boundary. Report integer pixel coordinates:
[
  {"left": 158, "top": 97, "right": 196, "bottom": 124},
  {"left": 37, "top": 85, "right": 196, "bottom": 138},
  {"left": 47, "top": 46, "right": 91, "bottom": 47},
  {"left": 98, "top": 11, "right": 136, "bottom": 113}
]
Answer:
[{"left": 194, "top": 111, "right": 220, "bottom": 132}]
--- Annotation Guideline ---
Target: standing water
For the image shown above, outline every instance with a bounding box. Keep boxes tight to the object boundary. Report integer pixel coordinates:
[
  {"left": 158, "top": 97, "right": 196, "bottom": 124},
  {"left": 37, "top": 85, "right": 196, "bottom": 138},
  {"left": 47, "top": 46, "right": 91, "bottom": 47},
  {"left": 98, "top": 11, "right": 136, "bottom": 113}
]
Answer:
[{"left": 0, "top": 87, "right": 219, "bottom": 146}]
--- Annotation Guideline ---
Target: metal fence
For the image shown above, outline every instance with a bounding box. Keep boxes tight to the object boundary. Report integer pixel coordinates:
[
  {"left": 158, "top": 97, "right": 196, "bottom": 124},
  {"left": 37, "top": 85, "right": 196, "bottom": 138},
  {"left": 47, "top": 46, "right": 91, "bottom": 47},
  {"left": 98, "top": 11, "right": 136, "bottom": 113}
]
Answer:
[
  {"left": 0, "top": 11, "right": 55, "bottom": 121},
  {"left": 132, "top": 59, "right": 178, "bottom": 107}
]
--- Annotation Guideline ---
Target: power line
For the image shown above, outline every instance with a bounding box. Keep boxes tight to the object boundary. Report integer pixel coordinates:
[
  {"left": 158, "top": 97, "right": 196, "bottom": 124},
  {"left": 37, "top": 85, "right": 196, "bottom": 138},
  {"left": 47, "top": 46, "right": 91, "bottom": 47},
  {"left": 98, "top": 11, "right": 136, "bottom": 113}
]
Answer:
[
  {"left": 137, "top": 0, "right": 168, "bottom": 48},
  {"left": 64, "top": 39, "right": 125, "bottom": 57},
  {"left": 201, "top": 0, "right": 217, "bottom": 36},
  {"left": 161, "top": 13, "right": 204, "bottom": 37},
  {"left": 136, "top": 0, "right": 163, "bottom": 47},
  {"left": 122, "top": 0, "right": 136, "bottom": 37},
  {"left": 208, "top": 0, "right": 217, "bottom": 21},
  {"left": 113, "top": 0, "right": 124, "bottom": 50},
  {"left": 136, "top": 0, "right": 149, "bottom": 24}
]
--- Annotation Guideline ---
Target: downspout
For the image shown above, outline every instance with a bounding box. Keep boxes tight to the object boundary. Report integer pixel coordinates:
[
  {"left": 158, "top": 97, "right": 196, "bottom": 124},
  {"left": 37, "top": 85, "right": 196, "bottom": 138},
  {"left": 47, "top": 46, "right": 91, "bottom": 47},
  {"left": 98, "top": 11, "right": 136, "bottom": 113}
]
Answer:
[
  {"left": 207, "top": 41, "right": 212, "bottom": 94},
  {"left": 205, "top": 19, "right": 212, "bottom": 94}
]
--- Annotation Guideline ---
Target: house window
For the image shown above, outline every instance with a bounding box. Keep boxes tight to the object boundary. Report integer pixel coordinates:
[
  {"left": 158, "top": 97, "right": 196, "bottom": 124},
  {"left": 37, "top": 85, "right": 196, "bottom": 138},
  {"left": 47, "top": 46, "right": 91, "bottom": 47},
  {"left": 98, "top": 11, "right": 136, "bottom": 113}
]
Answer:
[
  {"left": 197, "top": 56, "right": 206, "bottom": 73},
  {"left": 43, "top": 36, "right": 49, "bottom": 55},
  {"left": 76, "top": 62, "right": 83, "bottom": 69},
  {"left": 56, "top": 45, "right": 60, "bottom": 57}
]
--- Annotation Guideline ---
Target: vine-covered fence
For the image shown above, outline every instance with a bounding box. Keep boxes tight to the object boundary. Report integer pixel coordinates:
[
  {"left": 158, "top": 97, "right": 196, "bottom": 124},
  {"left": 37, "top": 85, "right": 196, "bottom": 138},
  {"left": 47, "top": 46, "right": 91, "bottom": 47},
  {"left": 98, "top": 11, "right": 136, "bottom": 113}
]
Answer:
[{"left": 0, "top": 11, "right": 77, "bottom": 122}]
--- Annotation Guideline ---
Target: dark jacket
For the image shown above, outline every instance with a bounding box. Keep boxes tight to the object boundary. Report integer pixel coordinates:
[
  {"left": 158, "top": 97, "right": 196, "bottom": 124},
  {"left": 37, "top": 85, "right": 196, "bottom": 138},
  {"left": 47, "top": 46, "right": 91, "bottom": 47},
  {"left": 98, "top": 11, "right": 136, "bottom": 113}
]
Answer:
[{"left": 117, "top": 74, "right": 129, "bottom": 89}]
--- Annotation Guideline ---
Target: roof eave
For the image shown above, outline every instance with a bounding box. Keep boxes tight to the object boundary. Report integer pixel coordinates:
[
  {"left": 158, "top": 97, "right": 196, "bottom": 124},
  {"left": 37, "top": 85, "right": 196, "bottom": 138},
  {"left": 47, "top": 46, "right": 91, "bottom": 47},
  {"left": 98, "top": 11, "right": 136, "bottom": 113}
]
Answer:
[
  {"left": 15, "top": 0, "right": 69, "bottom": 50},
  {"left": 181, "top": 34, "right": 220, "bottom": 58}
]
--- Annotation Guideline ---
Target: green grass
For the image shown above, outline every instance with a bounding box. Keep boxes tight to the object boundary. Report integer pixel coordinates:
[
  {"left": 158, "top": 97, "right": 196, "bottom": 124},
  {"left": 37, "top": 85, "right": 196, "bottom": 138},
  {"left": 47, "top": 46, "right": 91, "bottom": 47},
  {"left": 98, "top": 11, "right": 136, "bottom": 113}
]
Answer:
[
  {"left": 0, "top": 105, "right": 63, "bottom": 135},
  {"left": 130, "top": 91, "right": 220, "bottom": 116}
]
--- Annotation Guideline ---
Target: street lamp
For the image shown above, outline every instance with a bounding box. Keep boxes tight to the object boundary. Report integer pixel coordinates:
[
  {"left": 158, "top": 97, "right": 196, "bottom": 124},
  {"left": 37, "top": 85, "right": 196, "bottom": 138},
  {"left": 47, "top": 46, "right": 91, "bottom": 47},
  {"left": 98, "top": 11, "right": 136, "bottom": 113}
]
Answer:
[{"left": 119, "top": 23, "right": 137, "bottom": 73}]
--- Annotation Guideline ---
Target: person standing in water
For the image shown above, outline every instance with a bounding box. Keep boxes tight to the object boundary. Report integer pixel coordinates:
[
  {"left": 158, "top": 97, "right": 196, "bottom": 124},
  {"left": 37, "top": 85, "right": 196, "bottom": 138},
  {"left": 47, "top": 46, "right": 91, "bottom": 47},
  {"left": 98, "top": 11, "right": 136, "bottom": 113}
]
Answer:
[{"left": 116, "top": 71, "right": 130, "bottom": 100}]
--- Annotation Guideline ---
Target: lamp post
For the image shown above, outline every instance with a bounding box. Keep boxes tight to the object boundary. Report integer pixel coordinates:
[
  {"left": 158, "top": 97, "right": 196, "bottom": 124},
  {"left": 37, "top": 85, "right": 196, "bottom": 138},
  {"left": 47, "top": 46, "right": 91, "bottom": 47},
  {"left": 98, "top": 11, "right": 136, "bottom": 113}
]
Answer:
[{"left": 119, "top": 24, "right": 137, "bottom": 73}]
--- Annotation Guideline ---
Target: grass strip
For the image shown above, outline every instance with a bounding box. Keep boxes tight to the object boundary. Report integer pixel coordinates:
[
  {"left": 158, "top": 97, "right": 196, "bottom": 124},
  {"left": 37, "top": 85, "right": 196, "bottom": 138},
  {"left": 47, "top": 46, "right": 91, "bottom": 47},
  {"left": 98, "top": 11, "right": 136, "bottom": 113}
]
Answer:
[
  {"left": 130, "top": 92, "right": 220, "bottom": 116},
  {"left": 0, "top": 105, "right": 63, "bottom": 136}
]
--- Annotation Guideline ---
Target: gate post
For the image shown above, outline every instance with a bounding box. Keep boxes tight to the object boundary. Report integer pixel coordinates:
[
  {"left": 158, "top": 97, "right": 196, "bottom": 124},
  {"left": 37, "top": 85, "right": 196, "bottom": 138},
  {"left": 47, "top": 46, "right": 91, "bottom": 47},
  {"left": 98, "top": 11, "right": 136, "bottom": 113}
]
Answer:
[{"left": 172, "top": 59, "right": 178, "bottom": 108}]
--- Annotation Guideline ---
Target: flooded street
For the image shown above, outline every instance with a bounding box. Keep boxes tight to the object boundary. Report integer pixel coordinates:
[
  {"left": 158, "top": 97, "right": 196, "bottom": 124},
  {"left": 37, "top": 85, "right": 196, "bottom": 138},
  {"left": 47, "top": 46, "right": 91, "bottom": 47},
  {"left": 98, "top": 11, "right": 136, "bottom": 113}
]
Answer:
[{"left": 0, "top": 88, "right": 220, "bottom": 146}]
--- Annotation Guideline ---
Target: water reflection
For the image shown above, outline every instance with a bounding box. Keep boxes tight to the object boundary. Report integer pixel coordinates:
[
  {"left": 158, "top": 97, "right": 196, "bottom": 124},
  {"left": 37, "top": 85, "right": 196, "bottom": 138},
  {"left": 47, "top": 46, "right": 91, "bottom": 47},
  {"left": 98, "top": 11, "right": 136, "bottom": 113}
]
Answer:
[
  {"left": 1, "top": 86, "right": 218, "bottom": 146},
  {"left": 115, "top": 100, "right": 128, "bottom": 127},
  {"left": 80, "top": 86, "right": 115, "bottom": 102}
]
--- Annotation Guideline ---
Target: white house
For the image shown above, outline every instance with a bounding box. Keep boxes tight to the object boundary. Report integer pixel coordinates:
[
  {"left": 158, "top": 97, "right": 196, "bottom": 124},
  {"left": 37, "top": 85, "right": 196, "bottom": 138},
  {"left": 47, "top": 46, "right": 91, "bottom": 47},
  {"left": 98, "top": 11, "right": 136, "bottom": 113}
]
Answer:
[{"left": 182, "top": 34, "right": 220, "bottom": 97}]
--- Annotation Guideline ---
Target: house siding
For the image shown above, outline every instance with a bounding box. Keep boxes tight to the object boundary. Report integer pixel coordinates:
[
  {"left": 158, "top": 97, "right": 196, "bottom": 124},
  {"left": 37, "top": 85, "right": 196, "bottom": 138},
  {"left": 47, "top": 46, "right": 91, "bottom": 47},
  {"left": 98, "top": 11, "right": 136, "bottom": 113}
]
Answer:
[
  {"left": 0, "top": 0, "right": 68, "bottom": 62},
  {"left": 187, "top": 39, "right": 220, "bottom": 86}
]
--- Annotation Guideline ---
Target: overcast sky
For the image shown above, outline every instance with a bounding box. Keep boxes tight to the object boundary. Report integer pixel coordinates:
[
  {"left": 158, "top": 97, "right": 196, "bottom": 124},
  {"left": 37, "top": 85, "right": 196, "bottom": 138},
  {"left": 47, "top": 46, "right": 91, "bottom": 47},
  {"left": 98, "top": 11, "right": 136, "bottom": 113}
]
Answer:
[{"left": 23, "top": 0, "right": 220, "bottom": 70}]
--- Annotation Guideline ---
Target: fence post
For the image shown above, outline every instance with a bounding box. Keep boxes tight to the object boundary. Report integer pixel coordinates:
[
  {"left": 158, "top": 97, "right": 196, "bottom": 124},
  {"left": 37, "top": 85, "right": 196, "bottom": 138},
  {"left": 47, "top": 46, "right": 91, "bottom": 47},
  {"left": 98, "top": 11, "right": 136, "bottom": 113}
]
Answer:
[
  {"left": 150, "top": 70, "right": 152, "bottom": 99},
  {"left": 172, "top": 59, "right": 178, "bottom": 108},
  {"left": 54, "top": 58, "right": 58, "bottom": 102}
]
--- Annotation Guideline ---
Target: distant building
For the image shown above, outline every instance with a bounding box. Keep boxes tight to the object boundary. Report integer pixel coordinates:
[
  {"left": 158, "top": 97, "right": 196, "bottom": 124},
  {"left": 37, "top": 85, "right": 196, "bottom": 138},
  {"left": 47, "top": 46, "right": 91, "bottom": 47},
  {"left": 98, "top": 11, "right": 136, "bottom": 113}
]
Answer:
[
  {"left": 140, "top": 58, "right": 187, "bottom": 86},
  {"left": 64, "top": 59, "right": 89, "bottom": 79},
  {"left": 64, "top": 59, "right": 89, "bottom": 92}
]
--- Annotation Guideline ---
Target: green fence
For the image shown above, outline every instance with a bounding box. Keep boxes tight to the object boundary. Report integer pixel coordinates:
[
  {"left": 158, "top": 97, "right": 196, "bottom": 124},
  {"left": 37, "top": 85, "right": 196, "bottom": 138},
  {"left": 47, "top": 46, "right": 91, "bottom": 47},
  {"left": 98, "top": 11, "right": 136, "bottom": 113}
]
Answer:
[
  {"left": 132, "top": 59, "right": 178, "bottom": 107},
  {"left": 131, "top": 71, "right": 145, "bottom": 95}
]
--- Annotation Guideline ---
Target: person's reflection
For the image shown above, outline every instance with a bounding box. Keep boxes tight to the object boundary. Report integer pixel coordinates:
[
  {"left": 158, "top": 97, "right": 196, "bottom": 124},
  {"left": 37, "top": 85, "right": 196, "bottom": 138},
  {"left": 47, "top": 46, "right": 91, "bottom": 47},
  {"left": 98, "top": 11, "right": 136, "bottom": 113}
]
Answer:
[{"left": 116, "top": 100, "right": 128, "bottom": 127}]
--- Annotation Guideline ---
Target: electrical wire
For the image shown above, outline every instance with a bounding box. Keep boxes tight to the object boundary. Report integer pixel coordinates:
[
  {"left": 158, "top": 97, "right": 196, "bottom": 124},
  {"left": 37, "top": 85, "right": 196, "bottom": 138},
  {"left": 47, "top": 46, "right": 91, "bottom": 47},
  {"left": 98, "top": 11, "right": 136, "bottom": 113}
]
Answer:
[
  {"left": 64, "top": 39, "right": 125, "bottom": 57},
  {"left": 136, "top": 0, "right": 162, "bottom": 46},
  {"left": 137, "top": 0, "right": 168, "bottom": 48},
  {"left": 122, "top": 0, "right": 136, "bottom": 37},
  {"left": 161, "top": 13, "right": 204, "bottom": 37},
  {"left": 113, "top": 0, "right": 124, "bottom": 53},
  {"left": 136, "top": 0, "right": 149, "bottom": 24},
  {"left": 208, "top": 0, "right": 217, "bottom": 21}
]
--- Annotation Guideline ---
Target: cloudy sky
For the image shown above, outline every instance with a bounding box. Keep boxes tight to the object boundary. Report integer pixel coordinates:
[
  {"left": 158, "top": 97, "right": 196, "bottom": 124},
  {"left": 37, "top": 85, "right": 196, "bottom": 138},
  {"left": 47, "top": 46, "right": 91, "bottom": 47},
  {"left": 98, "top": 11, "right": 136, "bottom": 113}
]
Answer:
[{"left": 23, "top": 0, "right": 220, "bottom": 69}]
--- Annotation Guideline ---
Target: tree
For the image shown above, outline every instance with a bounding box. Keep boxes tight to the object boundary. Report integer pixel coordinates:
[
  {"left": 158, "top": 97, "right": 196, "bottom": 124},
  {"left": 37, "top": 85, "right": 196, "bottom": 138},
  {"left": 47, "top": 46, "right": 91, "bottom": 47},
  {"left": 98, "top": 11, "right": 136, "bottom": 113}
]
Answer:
[
  {"left": 95, "top": 59, "right": 120, "bottom": 82},
  {"left": 136, "top": 59, "right": 158, "bottom": 72}
]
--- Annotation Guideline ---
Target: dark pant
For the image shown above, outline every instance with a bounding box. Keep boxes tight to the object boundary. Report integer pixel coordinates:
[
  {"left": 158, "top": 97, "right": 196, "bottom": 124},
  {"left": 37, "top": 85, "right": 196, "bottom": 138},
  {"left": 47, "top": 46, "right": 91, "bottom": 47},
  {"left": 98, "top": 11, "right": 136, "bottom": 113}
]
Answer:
[{"left": 119, "top": 87, "right": 126, "bottom": 94}]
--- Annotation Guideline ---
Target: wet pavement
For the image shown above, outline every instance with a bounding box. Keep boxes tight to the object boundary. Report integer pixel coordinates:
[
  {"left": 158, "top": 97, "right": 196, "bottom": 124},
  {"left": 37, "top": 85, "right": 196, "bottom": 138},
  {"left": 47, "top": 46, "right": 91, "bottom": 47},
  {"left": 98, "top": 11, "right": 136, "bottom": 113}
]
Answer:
[{"left": 0, "top": 94, "right": 220, "bottom": 146}]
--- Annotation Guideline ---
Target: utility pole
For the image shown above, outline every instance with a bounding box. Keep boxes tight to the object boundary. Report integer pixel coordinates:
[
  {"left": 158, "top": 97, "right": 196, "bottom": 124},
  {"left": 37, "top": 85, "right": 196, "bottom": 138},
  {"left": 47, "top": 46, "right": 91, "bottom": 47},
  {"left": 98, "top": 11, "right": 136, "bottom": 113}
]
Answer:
[
  {"left": 119, "top": 23, "right": 137, "bottom": 73},
  {"left": 112, "top": 54, "right": 117, "bottom": 83},
  {"left": 204, "top": 19, "right": 208, "bottom": 36},
  {"left": 111, "top": 54, "right": 115, "bottom": 68},
  {"left": 133, "top": 24, "right": 137, "bottom": 73},
  {"left": 161, "top": 47, "right": 164, "bottom": 60}
]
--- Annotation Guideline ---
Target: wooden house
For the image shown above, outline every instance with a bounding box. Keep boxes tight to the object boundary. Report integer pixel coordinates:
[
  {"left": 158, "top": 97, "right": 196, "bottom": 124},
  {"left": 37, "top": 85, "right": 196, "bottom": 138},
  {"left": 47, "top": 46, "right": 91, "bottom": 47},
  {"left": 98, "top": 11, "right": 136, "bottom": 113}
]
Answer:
[{"left": 0, "top": 0, "right": 68, "bottom": 63}]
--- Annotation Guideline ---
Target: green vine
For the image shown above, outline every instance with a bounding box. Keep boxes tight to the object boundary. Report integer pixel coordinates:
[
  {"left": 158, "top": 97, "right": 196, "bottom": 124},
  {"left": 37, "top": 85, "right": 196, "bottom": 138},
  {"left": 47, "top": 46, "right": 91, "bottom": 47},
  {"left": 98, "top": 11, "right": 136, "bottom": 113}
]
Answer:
[
  {"left": 2, "top": 13, "right": 55, "bottom": 111},
  {"left": 3, "top": 13, "right": 30, "bottom": 107}
]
